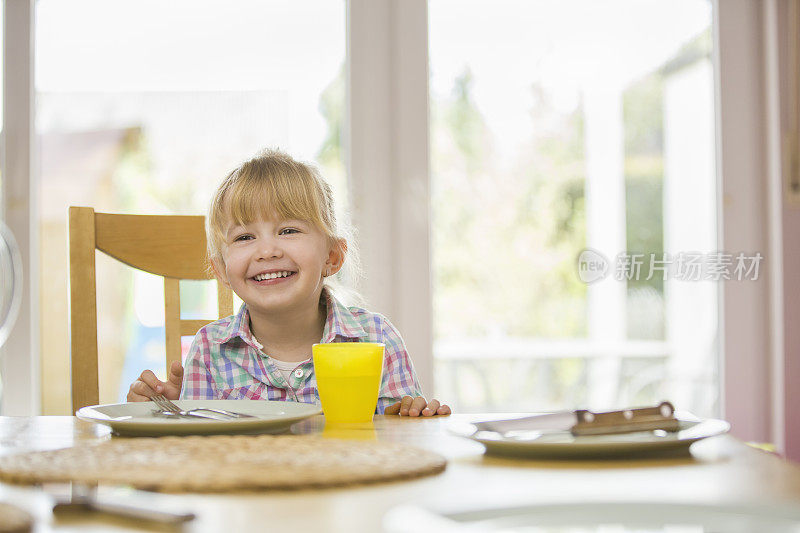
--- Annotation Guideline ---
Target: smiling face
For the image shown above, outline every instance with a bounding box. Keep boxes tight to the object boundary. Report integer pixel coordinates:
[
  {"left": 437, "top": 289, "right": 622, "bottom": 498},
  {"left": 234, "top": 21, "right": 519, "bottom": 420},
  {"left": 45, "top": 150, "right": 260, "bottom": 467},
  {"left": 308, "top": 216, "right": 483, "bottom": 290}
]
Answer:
[
  {"left": 215, "top": 216, "right": 342, "bottom": 316},
  {"left": 205, "top": 150, "right": 351, "bottom": 318}
]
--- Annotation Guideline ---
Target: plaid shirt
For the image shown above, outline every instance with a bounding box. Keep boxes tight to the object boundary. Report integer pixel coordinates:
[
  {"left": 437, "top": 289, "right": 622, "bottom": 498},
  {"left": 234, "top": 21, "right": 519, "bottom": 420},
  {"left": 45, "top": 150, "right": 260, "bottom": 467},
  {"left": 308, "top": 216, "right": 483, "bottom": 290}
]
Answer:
[{"left": 180, "top": 289, "right": 423, "bottom": 414}]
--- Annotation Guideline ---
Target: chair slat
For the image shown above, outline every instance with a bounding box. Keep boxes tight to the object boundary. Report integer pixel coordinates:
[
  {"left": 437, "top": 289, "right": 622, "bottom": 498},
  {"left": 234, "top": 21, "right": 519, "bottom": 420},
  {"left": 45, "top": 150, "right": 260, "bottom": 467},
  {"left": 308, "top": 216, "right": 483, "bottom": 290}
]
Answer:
[
  {"left": 180, "top": 319, "right": 212, "bottom": 337},
  {"left": 217, "top": 281, "right": 234, "bottom": 318},
  {"left": 164, "top": 278, "right": 182, "bottom": 371}
]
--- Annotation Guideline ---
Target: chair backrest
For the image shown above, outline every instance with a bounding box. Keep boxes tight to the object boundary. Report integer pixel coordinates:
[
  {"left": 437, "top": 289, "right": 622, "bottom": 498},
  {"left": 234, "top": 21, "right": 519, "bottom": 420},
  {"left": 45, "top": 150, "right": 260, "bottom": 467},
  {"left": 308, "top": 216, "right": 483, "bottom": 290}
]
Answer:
[{"left": 68, "top": 206, "right": 233, "bottom": 412}]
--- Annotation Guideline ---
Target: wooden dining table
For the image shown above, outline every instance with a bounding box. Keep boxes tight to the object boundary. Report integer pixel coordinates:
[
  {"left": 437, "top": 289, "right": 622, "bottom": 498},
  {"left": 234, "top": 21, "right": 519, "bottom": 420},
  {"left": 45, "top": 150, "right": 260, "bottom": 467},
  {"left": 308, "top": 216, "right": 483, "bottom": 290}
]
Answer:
[{"left": 1, "top": 414, "right": 799, "bottom": 532}]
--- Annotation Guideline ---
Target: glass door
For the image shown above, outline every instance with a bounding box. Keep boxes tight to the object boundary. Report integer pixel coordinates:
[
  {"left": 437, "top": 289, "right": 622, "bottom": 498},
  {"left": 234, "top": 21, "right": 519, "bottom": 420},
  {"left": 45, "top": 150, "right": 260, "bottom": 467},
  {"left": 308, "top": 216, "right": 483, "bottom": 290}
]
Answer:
[
  {"left": 35, "top": 0, "right": 346, "bottom": 412},
  {"left": 429, "top": 0, "right": 719, "bottom": 416}
]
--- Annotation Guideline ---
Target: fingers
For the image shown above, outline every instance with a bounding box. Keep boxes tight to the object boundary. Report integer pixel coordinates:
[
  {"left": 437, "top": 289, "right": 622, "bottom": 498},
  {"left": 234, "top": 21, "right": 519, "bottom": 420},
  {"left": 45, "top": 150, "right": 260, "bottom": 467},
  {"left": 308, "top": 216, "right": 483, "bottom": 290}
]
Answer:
[
  {"left": 130, "top": 369, "right": 165, "bottom": 399},
  {"left": 127, "top": 379, "right": 156, "bottom": 402},
  {"left": 161, "top": 363, "right": 185, "bottom": 400},
  {"left": 399, "top": 395, "right": 414, "bottom": 416},
  {"left": 164, "top": 385, "right": 182, "bottom": 401},
  {"left": 408, "top": 396, "right": 428, "bottom": 417},
  {"left": 168, "top": 362, "right": 184, "bottom": 386},
  {"left": 384, "top": 401, "right": 401, "bottom": 415},
  {"left": 387, "top": 396, "right": 453, "bottom": 417},
  {"left": 126, "top": 385, "right": 149, "bottom": 402},
  {"left": 138, "top": 369, "right": 166, "bottom": 393},
  {"left": 422, "top": 399, "right": 440, "bottom": 417}
]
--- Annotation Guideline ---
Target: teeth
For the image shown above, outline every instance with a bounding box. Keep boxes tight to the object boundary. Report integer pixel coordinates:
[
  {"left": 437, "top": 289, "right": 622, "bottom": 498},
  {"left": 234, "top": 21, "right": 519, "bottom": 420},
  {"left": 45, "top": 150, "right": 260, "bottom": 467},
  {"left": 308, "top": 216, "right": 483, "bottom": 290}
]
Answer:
[{"left": 254, "top": 271, "right": 292, "bottom": 281}]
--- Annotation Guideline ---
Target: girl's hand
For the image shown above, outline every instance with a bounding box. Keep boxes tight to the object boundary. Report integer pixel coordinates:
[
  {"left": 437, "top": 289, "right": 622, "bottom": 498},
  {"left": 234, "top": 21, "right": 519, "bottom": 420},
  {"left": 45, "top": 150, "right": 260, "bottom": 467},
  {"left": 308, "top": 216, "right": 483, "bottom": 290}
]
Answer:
[
  {"left": 126, "top": 361, "right": 184, "bottom": 402},
  {"left": 385, "top": 395, "right": 451, "bottom": 417}
]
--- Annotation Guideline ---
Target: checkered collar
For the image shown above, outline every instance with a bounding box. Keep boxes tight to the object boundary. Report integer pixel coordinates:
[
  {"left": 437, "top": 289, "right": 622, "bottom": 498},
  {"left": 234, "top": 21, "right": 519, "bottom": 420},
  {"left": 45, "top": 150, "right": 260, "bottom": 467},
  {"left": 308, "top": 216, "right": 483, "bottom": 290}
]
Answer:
[{"left": 212, "top": 288, "right": 367, "bottom": 348}]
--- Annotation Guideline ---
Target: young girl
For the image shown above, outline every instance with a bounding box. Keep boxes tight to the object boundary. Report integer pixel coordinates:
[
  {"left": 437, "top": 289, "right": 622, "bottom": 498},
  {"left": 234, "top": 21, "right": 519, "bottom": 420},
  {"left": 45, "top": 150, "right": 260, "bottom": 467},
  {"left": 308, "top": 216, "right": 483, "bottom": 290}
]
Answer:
[{"left": 127, "top": 149, "right": 450, "bottom": 417}]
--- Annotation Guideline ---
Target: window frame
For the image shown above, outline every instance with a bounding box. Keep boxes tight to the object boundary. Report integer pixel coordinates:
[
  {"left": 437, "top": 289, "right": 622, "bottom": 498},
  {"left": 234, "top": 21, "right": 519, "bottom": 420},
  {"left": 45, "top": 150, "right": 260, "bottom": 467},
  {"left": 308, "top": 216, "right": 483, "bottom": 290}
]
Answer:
[
  {"left": 0, "top": 1, "right": 787, "bottom": 456},
  {"left": 1, "top": 0, "right": 39, "bottom": 416}
]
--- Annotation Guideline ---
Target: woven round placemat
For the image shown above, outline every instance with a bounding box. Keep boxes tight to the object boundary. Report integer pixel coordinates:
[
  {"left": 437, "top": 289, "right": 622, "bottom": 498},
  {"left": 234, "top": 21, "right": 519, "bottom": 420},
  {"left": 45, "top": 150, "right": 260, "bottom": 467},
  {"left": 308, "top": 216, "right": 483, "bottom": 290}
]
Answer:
[
  {"left": 0, "top": 435, "right": 446, "bottom": 492},
  {"left": 0, "top": 502, "right": 33, "bottom": 533}
]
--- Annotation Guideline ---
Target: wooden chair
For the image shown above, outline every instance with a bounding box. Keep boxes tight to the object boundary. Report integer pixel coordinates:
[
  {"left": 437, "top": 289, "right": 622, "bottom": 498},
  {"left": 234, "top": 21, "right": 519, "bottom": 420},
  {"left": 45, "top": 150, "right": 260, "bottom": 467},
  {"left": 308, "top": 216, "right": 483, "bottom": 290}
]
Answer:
[{"left": 68, "top": 206, "right": 233, "bottom": 412}]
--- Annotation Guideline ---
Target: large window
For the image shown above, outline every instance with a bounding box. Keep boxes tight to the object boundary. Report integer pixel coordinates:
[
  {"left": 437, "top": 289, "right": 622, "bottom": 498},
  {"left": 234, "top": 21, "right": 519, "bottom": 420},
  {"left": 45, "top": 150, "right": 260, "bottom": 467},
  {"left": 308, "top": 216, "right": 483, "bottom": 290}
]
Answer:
[
  {"left": 430, "top": 0, "right": 718, "bottom": 415},
  {"left": 0, "top": 1, "right": 777, "bottom": 440},
  {"left": 35, "top": 0, "right": 346, "bottom": 412}
]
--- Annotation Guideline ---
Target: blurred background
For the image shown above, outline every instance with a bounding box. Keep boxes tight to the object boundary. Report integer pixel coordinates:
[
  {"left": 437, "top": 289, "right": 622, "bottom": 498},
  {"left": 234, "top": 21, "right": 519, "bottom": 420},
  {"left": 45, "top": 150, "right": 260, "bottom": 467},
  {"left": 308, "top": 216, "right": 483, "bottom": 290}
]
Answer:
[{"left": 29, "top": 0, "right": 719, "bottom": 417}]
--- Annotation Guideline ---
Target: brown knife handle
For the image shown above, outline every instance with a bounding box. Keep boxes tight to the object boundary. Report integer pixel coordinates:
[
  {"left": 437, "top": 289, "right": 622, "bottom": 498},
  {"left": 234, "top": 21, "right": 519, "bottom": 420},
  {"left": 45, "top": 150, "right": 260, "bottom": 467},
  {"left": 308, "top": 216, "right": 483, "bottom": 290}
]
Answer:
[
  {"left": 54, "top": 499, "right": 195, "bottom": 524},
  {"left": 572, "top": 401, "right": 679, "bottom": 436}
]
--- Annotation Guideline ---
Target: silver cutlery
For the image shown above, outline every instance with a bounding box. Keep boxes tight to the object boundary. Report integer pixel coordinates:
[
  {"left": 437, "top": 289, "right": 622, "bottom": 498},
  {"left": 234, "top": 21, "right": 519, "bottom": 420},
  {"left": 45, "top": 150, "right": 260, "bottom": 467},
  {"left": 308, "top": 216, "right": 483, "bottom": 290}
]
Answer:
[
  {"left": 151, "top": 394, "right": 256, "bottom": 420},
  {"left": 53, "top": 484, "right": 195, "bottom": 525},
  {"left": 153, "top": 410, "right": 230, "bottom": 421}
]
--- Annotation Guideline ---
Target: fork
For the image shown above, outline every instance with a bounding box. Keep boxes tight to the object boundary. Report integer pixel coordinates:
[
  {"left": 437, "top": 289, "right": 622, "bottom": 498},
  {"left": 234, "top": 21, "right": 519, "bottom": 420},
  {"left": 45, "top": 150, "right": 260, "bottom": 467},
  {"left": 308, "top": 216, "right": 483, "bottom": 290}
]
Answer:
[
  {"left": 151, "top": 394, "right": 256, "bottom": 419},
  {"left": 150, "top": 395, "right": 225, "bottom": 420}
]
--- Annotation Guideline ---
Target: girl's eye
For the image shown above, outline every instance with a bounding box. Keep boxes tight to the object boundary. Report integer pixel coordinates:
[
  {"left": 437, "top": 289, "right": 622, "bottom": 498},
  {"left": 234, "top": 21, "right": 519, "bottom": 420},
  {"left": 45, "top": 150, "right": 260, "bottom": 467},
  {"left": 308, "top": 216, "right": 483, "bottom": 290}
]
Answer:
[
  {"left": 279, "top": 228, "right": 300, "bottom": 235},
  {"left": 233, "top": 234, "right": 253, "bottom": 242}
]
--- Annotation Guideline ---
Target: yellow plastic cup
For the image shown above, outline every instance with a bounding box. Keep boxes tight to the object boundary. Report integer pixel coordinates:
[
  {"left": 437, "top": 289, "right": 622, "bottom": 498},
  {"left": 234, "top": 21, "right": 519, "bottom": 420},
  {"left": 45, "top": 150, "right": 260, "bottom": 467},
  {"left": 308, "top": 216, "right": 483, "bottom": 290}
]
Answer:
[{"left": 312, "top": 342, "right": 384, "bottom": 424}]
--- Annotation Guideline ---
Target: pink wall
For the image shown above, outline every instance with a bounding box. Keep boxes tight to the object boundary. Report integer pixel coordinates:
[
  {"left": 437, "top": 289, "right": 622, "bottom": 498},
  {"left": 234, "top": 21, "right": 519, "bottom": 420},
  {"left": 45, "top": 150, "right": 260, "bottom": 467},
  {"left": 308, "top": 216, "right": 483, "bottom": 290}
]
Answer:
[
  {"left": 776, "top": 0, "right": 800, "bottom": 462},
  {"left": 782, "top": 206, "right": 800, "bottom": 461}
]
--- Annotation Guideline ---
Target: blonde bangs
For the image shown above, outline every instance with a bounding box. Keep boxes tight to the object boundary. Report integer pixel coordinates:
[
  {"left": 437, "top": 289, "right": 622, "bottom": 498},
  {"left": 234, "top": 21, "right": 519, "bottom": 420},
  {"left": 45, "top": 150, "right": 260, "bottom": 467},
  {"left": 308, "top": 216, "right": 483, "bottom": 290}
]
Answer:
[{"left": 227, "top": 174, "right": 326, "bottom": 232}]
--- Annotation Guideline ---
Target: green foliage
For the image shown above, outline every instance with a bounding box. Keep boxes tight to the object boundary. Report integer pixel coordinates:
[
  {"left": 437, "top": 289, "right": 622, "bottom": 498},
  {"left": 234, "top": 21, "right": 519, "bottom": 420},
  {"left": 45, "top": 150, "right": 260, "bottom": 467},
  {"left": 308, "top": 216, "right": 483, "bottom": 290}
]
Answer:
[
  {"left": 315, "top": 63, "right": 348, "bottom": 213},
  {"left": 432, "top": 64, "right": 670, "bottom": 409},
  {"left": 443, "top": 69, "right": 492, "bottom": 173},
  {"left": 623, "top": 72, "right": 666, "bottom": 340},
  {"left": 317, "top": 63, "right": 345, "bottom": 169},
  {"left": 110, "top": 128, "right": 206, "bottom": 216},
  {"left": 432, "top": 68, "right": 588, "bottom": 341},
  {"left": 623, "top": 76, "right": 663, "bottom": 156}
]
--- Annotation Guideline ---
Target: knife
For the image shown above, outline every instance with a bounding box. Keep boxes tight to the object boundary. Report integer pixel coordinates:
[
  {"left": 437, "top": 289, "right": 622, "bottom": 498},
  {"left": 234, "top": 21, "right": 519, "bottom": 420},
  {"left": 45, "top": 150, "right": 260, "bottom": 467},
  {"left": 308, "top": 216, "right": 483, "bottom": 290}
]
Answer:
[
  {"left": 473, "top": 401, "right": 680, "bottom": 436},
  {"left": 52, "top": 486, "right": 195, "bottom": 525}
]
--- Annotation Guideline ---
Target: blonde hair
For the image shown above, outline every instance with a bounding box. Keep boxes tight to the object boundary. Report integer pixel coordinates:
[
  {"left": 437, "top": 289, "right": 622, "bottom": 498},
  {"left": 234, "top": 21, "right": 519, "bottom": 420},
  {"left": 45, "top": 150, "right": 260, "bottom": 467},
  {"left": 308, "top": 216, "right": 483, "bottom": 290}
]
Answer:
[{"left": 207, "top": 149, "right": 360, "bottom": 300}]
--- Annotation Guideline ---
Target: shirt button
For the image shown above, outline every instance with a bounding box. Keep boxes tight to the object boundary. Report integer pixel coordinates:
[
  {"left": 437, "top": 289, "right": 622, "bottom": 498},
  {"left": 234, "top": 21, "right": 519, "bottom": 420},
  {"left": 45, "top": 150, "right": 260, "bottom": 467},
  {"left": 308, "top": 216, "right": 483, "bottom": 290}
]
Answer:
[{"left": 293, "top": 368, "right": 304, "bottom": 379}]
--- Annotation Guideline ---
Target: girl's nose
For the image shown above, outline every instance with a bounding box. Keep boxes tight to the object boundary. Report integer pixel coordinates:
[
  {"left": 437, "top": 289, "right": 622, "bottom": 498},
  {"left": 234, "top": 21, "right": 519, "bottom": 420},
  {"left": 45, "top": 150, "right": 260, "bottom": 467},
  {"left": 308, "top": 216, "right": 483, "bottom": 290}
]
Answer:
[{"left": 256, "top": 237, "right": 283, "bottom": 259}]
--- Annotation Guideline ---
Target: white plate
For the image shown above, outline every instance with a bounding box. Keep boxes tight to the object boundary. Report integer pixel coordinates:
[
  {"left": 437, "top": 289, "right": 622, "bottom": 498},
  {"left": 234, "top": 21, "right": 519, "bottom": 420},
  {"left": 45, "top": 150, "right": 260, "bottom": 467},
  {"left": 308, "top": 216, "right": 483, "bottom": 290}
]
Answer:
[
  {"left": 77, "top": 400, "right": 322, "bottom": 437},
  {"left": 449, "top": 417, "right": 730, "bottom": 459}
]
